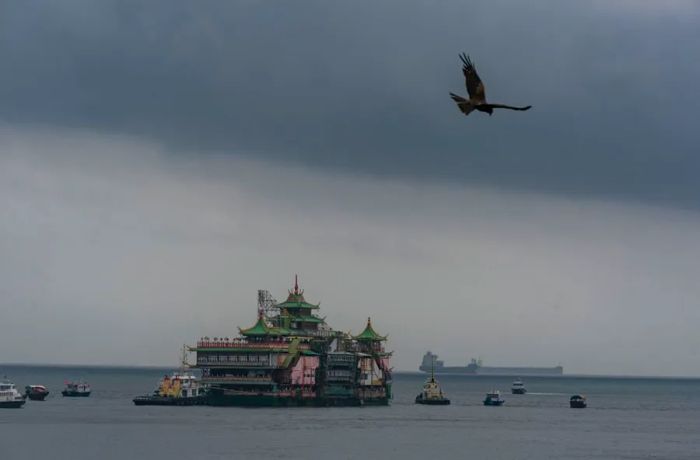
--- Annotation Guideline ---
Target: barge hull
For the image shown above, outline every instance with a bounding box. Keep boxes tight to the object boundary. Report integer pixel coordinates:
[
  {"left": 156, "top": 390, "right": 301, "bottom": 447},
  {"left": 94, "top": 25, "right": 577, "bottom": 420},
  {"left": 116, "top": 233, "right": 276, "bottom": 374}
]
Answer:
[
  {"left": 207, "top": 391, "right": 389, "bottom": 407},
  {"left": 62, "top": 391, "right": 91, "bottom": 397},
  {"left": 133, "top": 396, "right": 206, "bottom": 406}
]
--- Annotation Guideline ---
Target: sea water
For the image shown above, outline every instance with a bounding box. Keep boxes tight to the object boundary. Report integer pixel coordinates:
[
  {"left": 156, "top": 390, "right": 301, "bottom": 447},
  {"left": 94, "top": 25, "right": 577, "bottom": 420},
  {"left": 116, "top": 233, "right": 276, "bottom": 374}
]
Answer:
[{"left": 1, "top": 365, "right": 699, "bottom": 459}]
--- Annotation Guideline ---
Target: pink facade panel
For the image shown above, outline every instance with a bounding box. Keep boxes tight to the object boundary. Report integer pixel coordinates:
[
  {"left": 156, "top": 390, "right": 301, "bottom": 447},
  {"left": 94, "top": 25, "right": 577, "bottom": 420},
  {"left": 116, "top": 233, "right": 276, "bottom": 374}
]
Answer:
[
  {"left": 290, "top": 356, "right": 319, "bottom": 385},
  {"left": 379, "top": 358, "right": 391, "bottom": 372}
]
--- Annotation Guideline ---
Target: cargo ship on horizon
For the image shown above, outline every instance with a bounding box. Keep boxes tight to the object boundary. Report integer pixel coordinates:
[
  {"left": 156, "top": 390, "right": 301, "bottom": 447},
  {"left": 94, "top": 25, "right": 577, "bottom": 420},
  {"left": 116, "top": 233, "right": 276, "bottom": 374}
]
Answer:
[
  {"left": 420, "top": 351, "right": 563, "bottom": 376},
  {"left": 190, "top": 277, "right": 392, "bottom": 406}
]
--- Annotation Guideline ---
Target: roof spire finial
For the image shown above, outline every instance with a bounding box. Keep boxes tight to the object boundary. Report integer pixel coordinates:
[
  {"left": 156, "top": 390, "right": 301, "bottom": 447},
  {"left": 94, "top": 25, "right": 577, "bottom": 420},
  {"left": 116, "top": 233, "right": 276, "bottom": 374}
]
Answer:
[{"left": 294, "top": 274, "right": 299, "bottom": 295}]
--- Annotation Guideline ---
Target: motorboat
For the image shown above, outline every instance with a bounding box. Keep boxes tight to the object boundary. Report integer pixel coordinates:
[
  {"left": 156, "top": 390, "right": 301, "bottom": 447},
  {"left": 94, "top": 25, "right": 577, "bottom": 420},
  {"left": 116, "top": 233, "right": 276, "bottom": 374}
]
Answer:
[
  {"left": 25, "top": 385, "right": 50, "bottom": 401},
  {"left": 511, "top": 378, "right": 526, "bottom": 394},
  {"left": 62, "top": 381, "right": 91, "bottom": 397},
  {"left": 0, "top": 379, "right": 26, "bottom": 408},
  {"left": 570, "top": 394, "right": 587, "bottom": 408},
  {"left": 483, "top": 390, "right": 505, "bottom": 406}
]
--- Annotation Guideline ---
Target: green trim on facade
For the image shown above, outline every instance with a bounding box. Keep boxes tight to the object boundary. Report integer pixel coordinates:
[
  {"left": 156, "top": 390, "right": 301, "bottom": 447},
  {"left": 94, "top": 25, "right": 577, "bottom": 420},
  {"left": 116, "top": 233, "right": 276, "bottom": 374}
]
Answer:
[
  {"left": 291, "top": 315, "right": 324, "bottom": 323},
  {"left": 300, "top": 350, "right": 320, "bottom": 356}
]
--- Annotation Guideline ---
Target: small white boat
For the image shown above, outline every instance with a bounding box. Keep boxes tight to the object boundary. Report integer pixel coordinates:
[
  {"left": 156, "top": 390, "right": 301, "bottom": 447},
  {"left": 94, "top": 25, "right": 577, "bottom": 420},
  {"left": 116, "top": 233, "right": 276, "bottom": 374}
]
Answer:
[
  {"left": 0, "top": 379, "right": 26, "bottom": 408},
  {"left": 511, "top": 378, "right": 526, "bottom": 394}
]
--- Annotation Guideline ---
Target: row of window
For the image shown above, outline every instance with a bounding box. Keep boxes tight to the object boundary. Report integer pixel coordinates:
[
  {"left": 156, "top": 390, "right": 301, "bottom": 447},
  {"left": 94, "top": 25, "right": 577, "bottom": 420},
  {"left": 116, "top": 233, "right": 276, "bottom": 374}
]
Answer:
[
  {"left": 327, "top": 370, "right": 353, "bottom": 377},
  {"left": 197, "top": 354, "right": 271, "bottom": 364}
]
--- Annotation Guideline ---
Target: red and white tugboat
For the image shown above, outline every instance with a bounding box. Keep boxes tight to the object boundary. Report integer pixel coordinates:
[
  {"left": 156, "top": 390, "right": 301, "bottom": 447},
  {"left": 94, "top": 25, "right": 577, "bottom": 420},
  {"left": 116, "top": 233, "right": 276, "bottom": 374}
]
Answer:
[{"left": 25, "top": 385, "right": 50, "bottom": 401}]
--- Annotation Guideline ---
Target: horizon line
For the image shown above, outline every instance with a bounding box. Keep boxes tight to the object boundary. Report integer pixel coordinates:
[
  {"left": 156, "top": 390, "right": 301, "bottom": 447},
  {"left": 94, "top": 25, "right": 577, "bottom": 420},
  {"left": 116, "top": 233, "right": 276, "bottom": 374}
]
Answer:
[{"left": 2, "top": 362, "right": 700, "bottom": 380}]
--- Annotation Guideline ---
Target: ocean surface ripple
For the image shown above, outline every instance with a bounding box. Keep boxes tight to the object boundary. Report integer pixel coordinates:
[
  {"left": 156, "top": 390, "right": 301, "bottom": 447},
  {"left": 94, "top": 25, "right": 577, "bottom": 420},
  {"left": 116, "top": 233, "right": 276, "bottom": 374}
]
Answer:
[{"left": 1, "top": 365, "right": 699, "bottom": 460}]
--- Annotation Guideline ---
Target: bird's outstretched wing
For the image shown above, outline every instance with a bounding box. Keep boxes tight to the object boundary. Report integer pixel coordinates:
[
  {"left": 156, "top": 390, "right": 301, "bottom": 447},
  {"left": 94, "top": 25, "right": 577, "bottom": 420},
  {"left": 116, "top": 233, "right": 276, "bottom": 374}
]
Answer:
[
  {"left": 484, "top": 103, "right": 532, "bottom": 111},
  {"left": 449, "top": 92, "right": 474, "bottom": 116},
  {"left": 460, "top": 53, "right": 486, "bottom": 104}
]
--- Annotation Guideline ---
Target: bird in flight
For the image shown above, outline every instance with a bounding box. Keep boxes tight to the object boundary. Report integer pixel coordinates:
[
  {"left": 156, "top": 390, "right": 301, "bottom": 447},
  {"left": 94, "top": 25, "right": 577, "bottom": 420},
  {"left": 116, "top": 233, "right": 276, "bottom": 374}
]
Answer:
[{"left": 450, "top": 53, "right": 532, "bottom": 117}]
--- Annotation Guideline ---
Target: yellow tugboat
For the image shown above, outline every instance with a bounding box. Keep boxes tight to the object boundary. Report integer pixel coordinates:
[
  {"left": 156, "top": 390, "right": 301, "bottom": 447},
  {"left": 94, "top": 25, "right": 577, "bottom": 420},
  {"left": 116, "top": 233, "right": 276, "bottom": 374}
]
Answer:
[
  {"left": 415, "top": 358, "right": 450, "bottom": 405},
  {"left": 133, "top": 346, "right": 206, "bottom": 406}
]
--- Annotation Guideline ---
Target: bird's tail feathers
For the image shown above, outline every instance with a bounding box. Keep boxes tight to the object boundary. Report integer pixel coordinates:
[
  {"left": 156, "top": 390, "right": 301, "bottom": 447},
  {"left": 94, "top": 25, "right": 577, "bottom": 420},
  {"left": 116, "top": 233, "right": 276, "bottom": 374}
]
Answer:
[
  {"left": 488, "top": 103, "right": 532, "bottom": 111},
  {"left": 449, "top": 92, "right": 474, "bottom": 116}
]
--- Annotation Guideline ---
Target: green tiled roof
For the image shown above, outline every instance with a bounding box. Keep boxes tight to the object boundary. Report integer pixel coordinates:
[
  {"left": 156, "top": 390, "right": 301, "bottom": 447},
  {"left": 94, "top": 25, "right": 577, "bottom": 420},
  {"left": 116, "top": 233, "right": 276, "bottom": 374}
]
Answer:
[
  {"left": 239, "top": 315, "right": 290, "bottom": 337},
  {"left": 276, "top": 297, "right": 320, "bottom": 310},
  {"left": 354, "top": 317, "right": 387, "bottom": 341}
]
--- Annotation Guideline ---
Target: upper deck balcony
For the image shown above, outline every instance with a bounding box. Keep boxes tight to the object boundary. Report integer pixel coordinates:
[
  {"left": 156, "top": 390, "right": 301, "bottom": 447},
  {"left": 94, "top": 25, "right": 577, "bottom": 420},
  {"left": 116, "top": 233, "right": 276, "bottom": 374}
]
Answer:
[{"left": 192, "top": 337, "right": 311, "bottom": 352}]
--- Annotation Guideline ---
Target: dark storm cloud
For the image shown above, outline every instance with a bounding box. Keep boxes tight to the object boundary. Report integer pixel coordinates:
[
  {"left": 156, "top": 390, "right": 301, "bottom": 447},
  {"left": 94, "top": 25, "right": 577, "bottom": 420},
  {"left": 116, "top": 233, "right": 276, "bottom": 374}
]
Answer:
[{"left": 1, "top": 0, "right": 699, "bottom": 206}]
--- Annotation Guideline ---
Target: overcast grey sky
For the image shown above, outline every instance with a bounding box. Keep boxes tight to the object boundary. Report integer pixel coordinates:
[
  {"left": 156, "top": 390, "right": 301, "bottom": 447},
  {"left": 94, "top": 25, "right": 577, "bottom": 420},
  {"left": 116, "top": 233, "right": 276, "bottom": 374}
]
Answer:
[{"left": 1, "top": 0, "right": 699, "bottom": 375}]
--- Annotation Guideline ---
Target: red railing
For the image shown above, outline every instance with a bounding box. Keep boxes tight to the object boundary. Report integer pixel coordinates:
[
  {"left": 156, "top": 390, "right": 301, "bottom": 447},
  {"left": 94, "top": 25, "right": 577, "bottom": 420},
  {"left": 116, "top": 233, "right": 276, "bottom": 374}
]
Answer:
[{"left": 194, "top": 338, "right": 310, "bottom": 350}]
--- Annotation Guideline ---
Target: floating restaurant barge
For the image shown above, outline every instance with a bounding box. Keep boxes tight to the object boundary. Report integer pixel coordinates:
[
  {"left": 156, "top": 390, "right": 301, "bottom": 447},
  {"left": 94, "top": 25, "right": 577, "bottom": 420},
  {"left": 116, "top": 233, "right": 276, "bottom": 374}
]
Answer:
[{"left": 190, "top": 277, "right": 392, "bottom": 407}]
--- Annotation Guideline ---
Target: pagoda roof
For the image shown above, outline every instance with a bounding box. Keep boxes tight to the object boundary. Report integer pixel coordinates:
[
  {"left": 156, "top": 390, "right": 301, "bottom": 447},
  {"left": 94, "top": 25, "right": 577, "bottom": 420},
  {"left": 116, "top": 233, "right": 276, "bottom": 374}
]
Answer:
[
  {"left": 277, "top": 298, "right": 320, "bottom": 310},
  {"left": 239, "top": 315, "right": 290, "bottom": 337},
  {"left": 276, "top": 275, "right": 319, "bottom": 310},
  {"left": 353, "top": 317, "right": 387, "bottom": 342}
]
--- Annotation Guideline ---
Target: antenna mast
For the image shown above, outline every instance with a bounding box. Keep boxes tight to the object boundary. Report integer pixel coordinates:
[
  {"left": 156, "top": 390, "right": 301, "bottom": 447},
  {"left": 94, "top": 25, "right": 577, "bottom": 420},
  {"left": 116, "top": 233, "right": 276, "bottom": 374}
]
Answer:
[
  {"left": 257, "top": 289, "right": 278, "bottom": 320},
  {"left": 180, "top": 344, "right": 190, "bottom": 372}
]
